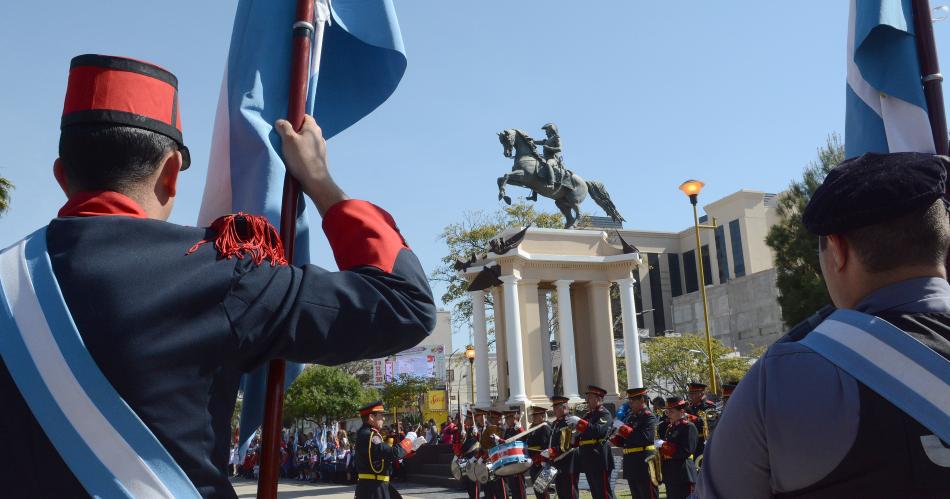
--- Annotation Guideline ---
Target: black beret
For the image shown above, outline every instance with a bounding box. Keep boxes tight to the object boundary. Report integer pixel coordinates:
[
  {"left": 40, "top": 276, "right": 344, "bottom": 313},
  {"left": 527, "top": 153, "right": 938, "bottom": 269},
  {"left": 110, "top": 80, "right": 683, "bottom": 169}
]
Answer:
[{"left": 802, "top": 152, "right": 949, "bottom": 235}]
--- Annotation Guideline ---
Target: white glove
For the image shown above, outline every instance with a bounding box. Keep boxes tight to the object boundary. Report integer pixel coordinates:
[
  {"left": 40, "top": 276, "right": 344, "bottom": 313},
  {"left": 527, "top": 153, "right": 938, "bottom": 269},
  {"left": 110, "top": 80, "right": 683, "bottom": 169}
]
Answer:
[
  {"left": 540, "top": 449, "right": 552, "bottom": 459},
  {"left": 412, "top": 436, "right": 427, "bottom": 451},
  {"left": 404, "top": 431, "right": 418, "bottom": 441},
  {"left": 654, "top": 439, "right": 665, "bottom": 448},
  {"left": 611, "top": 419, "right": 624, "bottom": 430},
  {"left": 565, "top": 415, "right": 581, "bottom": 427}
]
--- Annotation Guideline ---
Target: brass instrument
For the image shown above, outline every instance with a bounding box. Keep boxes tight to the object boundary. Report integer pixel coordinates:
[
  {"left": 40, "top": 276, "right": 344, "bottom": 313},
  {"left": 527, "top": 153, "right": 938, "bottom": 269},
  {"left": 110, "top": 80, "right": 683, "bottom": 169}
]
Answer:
[{"left": 649, "top": 421, "right": 663, "bottom": 486}]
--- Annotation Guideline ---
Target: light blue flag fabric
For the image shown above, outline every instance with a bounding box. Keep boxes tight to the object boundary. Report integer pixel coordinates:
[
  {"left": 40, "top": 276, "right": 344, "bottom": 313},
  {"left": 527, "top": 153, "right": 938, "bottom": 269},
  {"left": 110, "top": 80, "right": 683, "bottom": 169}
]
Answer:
[
  {"left": 845, "top": 0, "right": 935, "bottom": 157},
  {"left": 197, "top": 0, "right": 407, "bottom": 458}
]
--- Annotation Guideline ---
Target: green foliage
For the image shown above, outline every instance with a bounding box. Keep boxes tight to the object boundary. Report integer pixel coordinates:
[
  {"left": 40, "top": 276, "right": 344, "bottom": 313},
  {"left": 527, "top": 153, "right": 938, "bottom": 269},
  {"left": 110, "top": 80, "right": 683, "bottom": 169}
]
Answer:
[
  {"left": 633, "top": 335, "right": 759, "bottom": 398},
  {"left": 284, "top": 365, "right": 373, "bottom": 423},
  {"left": 430, "top": 201, "right": 564, "bottom": 331},
  {"left": 380, "top": 373, "right": 438, "bottom": 417},
  {"left": 766, "top": 134, "right": 843, "bottom": 326},
  {"left": 0, "top": 176, "right": 13, "bottom": 216}
]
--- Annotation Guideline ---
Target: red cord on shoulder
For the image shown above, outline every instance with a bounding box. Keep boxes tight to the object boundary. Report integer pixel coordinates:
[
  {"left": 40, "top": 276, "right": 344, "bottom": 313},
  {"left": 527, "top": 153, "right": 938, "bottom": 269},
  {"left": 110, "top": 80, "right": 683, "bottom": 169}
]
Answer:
[{"left": 187, "top": 212, "right": 288, "bottom": 266}]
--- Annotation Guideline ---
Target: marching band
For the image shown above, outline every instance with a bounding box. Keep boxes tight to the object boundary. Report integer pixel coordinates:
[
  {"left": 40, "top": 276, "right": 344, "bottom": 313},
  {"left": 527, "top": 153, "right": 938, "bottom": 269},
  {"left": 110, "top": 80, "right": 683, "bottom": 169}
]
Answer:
[{"left": 449, "top": 382, "right": 726, "bottom": 498}]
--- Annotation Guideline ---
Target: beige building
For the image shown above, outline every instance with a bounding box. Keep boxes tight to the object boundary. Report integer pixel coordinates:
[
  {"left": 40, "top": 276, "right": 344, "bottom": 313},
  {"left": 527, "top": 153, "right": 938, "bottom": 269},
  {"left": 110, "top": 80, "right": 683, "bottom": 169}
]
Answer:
[{"left": 609, "top": 189, "right": 784, "bottom": 353}]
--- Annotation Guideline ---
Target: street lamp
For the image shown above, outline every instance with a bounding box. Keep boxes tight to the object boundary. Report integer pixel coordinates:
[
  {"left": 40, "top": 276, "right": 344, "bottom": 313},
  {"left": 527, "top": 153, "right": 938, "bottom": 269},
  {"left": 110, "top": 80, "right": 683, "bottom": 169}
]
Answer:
[
  {"left": 464, "top": 345, "right": 476, "bottom": 406},
  {"left": 678, "top": 179, "right": 719, "bottom": 395}
]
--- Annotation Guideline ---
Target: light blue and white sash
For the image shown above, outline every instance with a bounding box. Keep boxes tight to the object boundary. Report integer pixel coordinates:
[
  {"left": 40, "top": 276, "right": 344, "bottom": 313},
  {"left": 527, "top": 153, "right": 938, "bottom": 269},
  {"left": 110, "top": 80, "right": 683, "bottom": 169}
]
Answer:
[
  {"left": 801, "top": 308, "right": 950, "bottom": 444},
  {"left": 0, "top": 228, "right": 200, "bottom": 498}
]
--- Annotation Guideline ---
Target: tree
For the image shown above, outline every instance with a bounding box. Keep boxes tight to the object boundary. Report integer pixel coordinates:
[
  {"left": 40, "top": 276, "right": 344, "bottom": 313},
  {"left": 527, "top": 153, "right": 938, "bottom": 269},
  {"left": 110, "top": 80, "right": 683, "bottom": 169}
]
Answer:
[
  {"left": 430, "top": 201, "right": 564, "bottom": 332},
  {"left": 635, "top": 335, "right": 759, "bottom": 398},
  {"left": 0, "top": 176, "right": 13, "bottom": 216},
  {"left": 379, "top": 373, "right": 437, "bottom": 420},
  {"left": 766, "top": 134, "right": 843, "bottom": 326},
  {"left": 283, "top": 365, "right": 374, "bottom": 424},
  {"left": 337, "top": 359, "right": 374, "bottom": 384}
]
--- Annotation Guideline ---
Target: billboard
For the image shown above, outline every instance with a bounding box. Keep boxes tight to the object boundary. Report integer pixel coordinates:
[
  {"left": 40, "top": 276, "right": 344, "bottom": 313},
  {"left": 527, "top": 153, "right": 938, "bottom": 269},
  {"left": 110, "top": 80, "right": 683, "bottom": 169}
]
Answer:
[{"left": 372, "top": 344, "right": 446, "bottom": 386}]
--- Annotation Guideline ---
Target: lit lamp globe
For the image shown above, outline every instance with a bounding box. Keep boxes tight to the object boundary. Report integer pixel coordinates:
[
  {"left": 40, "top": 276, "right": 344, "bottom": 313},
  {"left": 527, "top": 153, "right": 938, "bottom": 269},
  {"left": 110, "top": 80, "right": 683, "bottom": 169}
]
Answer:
[
  {"left": 464, "top": 345, "right": 475, "bottom": 363},
  {"left": 679, "top": 179, "right": 705, "bottom": 205}
]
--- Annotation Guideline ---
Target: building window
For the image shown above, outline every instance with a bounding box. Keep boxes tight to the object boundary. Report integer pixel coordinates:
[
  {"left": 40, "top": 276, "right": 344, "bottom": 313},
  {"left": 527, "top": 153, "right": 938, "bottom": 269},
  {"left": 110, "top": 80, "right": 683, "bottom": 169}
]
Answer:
[
  {"left": 683, "top": 250, "right": 698, "bottom": 293},
  {"left": 668, "top": 253, "right": 683, "bottom": 297},
  {"left": 714, "top": 225, "right": 729, "bottom": 283},
  {"left": 730, "top": 219, "right": 745, "bottom": 277},
  {"left": 648, "top": 253, "right": 667, "bottom": 333},
  {"left": 701, "top": 245, "right": 713, "bottom": 286}
]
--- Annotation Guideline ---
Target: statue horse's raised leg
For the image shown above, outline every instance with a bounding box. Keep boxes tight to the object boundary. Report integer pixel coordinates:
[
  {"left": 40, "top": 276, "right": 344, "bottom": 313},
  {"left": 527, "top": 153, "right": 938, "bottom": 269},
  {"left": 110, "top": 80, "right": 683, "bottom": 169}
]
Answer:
[
  {"left": 497, "top": 175, "right": 512, "bottom": 205},
  {"left": 555, "top": 199, "right": 576, "bottom": 229}
]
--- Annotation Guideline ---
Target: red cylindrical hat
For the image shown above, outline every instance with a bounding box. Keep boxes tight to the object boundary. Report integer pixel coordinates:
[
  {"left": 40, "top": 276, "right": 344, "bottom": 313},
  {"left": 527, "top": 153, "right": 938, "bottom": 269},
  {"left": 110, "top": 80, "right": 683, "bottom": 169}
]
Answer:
[{"left": 62, "top": 54, "right": 190, "bottom": 169}]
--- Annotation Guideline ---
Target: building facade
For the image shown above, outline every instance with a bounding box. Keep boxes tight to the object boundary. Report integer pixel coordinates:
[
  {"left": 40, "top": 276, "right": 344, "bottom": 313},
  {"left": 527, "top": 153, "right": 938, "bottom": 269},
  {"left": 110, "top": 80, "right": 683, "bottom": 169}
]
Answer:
[{"left": 606, "top": 189, "right": 784, "bottom": 353}]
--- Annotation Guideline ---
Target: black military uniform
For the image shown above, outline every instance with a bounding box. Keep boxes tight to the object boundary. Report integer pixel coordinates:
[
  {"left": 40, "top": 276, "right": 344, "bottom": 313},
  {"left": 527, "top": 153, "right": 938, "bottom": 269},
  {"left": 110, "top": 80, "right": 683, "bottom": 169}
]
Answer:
[
  {"left": 502, "top": 409, "right": 528, "bottom": 499},
  {"left": 576, "top": 385, "right": 615, "bottom": 499},
  {"left": 652, "top": 397, "right": 670, "bottom": 440},
  {"left": 659, "top": 398, "right": 697, "bottom": 499},
  {"left": 524, "top": 406, "right": 553, "bottom": 499},
  {"left": 481, "top": 411, "right": 507, "bottom": 499},
  {"left": 615, "top": 388, "right": 658, "bottom": 499},
  {"left": 548, "top": 396, "right": 578, "bottom": 499},
  {"left": 355, "top": 402, "right": 413, "bottom": 499},
  {"left": 456, "top": 414, "right": 481, "bottom": 499},
  {"left": 685, "top": 383, "right": 714, "bottom": 456}
]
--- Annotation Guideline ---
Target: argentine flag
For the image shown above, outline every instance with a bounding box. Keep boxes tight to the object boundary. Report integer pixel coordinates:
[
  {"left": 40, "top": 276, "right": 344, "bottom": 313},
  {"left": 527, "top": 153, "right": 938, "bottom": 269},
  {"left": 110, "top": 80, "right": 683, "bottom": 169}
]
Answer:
[
  {"left": 846, "top": 0, "right": 936, "bottom": 157},
  {"left": 197, "top": 0, "right": 407, "bottom": 456}
]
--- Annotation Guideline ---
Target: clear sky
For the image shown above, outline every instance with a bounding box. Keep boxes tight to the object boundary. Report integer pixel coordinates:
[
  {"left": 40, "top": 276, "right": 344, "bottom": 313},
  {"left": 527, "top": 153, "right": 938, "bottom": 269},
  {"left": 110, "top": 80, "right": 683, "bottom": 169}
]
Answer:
[{"left": 2, "top": 2, "right": 949, "bottom": 349}]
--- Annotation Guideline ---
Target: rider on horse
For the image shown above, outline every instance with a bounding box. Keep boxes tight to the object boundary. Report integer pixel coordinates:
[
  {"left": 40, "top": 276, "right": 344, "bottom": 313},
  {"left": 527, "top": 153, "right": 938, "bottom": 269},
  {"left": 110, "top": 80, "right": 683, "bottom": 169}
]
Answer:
[{"left": 530, "top": 123, "right": 567, "bottom": 200}]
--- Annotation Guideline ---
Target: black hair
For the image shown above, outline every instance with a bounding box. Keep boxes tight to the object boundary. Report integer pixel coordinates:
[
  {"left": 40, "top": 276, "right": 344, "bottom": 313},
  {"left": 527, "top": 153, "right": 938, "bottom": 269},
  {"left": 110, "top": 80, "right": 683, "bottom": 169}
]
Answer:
[
  {"left": 844, "top": 199, "right": 950, "bottom": 273},
  {"left": 58, "top": 123, "right": 176, "bottom": 192}
]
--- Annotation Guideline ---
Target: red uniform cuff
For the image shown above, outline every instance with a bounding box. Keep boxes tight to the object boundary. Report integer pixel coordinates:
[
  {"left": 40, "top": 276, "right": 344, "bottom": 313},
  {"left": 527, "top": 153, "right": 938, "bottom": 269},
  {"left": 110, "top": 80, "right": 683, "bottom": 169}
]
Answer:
[{"left": 322, "top": 200, "right": 408, "bottom": 273}]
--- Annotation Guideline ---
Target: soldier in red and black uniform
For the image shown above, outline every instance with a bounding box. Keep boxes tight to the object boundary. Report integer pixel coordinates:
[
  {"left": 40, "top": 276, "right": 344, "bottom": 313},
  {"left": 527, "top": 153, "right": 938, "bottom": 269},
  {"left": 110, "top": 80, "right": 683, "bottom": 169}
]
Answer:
[
  {"left": 503, "top": 408, "right": 528, "bottom": 499},
  {"left": 524, "top": 406, "right": 552, "bottom": 499},
  {"left": 651, "top": 397, "right": 669, "bottom": 440},
  {"left": 543, "top": 396, "right": 578, "bottom": 499},
  {"left": 355, "top": 402, "right": 425, "bottom": 499},
  {"left": 0, "top": 55, "right": 436, "bottom": 498},
  {"left": 575, "top": 385, "right": 615, "bottom": 499},
  {"left": 659, "top": 397, "right": 698, "bottom": 499},
  {"left": 685, "top": 382, "right": 714, "bottom": 456},
  {"left": 610, "top": 388, "right": 658, "bottom": 499},
  {"left": 482, "top": 410, "right": 507, "bottom": 499},
  {"left": 455, "top": 410, "right": 481, "bottom": 499}
]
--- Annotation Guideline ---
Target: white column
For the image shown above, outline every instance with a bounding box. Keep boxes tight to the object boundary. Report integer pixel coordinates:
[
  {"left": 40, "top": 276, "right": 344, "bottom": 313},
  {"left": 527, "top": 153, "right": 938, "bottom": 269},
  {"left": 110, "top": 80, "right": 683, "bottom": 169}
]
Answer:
[
  {"left": 538, "top": 288, "right": 554, "bottom": 396},
  {"left": 554, "top": 280, "right": 582, "bottom": 402},
  {"left": 470, "top": 290, "right": 492, "bottom": 408},
  {"left": 617, "top": 275, "right": 643, "bottom": 388},
  {"left": 501, "top": 274, "right": 529, "bottom": 404}
]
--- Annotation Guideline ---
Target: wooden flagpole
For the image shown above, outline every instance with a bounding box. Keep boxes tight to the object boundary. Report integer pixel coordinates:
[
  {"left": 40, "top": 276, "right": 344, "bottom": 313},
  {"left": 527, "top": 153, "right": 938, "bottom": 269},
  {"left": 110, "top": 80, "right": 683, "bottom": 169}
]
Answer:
[
  {"left": 257, "top": 0, "right": 318, "bottom": 497},
  {"left": 913, "top": 0, "right": 949, "bottom": 156}
]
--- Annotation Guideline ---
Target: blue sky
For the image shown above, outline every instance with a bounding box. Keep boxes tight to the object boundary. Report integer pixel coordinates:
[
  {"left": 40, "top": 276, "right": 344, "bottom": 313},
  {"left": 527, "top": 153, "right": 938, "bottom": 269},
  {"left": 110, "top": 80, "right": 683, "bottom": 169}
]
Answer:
[{"left": 2, "top": 2, "right": 948, "bottom": 349}]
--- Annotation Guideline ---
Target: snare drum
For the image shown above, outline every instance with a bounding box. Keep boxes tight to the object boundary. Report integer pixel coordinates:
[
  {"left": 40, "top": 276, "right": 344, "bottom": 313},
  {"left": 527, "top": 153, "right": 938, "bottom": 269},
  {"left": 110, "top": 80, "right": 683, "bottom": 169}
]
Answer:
[
  {"left": 474, "top": 459, "right": 491, "bottom": 484},
  {"left": 533, "top": 464, "right": 558, "bottom": 494},
  {"left": 488, "top": 441, "right": 532, "bottom": 477}
]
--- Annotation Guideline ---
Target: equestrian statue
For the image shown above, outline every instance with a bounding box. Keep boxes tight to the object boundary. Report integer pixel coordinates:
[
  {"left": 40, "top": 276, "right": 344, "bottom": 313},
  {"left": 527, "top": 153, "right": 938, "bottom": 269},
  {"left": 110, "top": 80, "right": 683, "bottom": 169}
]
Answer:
[{"left": 497, "top": 123, "right": 625, "bottom": 229}]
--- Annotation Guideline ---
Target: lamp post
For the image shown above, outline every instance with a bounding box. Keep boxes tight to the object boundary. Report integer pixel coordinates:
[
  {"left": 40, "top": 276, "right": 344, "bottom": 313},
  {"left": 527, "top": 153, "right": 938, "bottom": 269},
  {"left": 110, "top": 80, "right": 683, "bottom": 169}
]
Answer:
[
  {"left": 678, "top": 179, "right": 719, "bottom": 395},
  {"left": 465, "top": 345, "right": 476, "bottom": 406}
]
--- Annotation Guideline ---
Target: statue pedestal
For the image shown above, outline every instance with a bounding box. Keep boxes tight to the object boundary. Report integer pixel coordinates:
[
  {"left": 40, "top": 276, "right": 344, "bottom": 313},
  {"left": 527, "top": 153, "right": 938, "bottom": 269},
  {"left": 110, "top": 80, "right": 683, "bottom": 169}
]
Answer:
[{"left": 464, "top": 228, "right": 643, "bottom": 408}]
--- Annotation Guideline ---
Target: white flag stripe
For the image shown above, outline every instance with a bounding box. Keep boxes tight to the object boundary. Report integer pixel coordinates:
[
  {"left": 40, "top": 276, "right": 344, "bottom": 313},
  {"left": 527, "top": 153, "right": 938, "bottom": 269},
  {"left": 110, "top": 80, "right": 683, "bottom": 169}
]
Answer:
[
  {"left": 0, "top": 243, "right": 175, "bottom": 498},
  {"left": 814, "top": 319, "right": 950, "bottom": 418},
  {"left": 198, "top": 69, "right": 233, "bottom": 228}
]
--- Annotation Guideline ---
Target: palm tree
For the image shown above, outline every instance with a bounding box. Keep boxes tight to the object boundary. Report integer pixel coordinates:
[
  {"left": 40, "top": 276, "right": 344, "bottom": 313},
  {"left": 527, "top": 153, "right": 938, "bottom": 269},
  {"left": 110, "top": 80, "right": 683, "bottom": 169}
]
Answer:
[{"left": 0, "top": 176, "right": 13, "bottom": 216}]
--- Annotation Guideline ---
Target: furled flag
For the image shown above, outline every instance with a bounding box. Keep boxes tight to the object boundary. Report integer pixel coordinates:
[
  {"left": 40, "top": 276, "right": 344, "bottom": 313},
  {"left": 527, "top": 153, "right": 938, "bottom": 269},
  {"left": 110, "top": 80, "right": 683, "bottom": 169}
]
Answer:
[
  {"left": 197, "top": 0, "right": 407, "bottom": 458},
  {"left": 846, "top": 0, "right": 935, "bottom": 157}
]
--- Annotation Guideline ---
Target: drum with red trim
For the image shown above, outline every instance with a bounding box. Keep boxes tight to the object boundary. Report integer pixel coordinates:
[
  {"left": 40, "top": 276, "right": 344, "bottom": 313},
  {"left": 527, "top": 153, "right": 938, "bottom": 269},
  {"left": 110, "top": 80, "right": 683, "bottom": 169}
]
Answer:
[{"left": 487, "top": 441, "right": 531, "bottom": 476}]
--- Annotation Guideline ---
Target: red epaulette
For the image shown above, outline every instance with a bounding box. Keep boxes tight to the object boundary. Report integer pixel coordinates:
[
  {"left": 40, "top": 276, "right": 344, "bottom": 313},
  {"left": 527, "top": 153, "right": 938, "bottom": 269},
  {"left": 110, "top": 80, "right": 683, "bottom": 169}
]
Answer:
[{"left": 187, "top": 212, "right": 288, "bottom": 266}]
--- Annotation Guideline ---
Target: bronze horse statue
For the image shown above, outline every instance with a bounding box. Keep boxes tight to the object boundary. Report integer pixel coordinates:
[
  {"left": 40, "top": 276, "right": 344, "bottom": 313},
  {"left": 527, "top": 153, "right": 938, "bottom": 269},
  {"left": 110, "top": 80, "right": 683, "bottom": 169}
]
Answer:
[{"left": 497, "top": 129, "right": 624, "bottom": 228}]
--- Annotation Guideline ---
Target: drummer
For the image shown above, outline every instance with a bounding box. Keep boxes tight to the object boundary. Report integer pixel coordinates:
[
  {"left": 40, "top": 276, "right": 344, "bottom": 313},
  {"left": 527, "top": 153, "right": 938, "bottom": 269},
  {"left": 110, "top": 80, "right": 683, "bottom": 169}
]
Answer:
[
  {"left": 503, "top": 407, "right": 528, "bottom": 499},
  {"left": 525, "top": 406, "right": 553, "bottom": 499},
  {"left": 482, "top": 409, "right": 507, "bottom": 499},
  {"left": 542, "top": 396, "right": 579, "bottom": 499},
  {"left": 456, "top": 408, "right": 481, "bottom": 499}
]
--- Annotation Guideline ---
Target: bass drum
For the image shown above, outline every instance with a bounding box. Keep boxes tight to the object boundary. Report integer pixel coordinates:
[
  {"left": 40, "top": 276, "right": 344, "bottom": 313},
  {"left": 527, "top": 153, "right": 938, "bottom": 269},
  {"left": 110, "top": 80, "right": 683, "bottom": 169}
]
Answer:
[
  {"left": 451, "top": 456, "right": 463, "bottom": 480},
  {"left": 532, "top": 464, "right": 558, "bottom": 495}
]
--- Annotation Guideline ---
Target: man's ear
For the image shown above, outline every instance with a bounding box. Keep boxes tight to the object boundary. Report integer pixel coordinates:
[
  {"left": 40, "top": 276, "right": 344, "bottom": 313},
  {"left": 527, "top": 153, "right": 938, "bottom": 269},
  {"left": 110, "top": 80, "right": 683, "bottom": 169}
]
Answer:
[
  {"left": 158, "top": 150, "right": 182, "bottom": 198},
  {"left": 827, "top": 233, "right": 849, "bottom": 272},
  {"left": 53, "top": 158, "right": 71, "bottom": 197}
]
